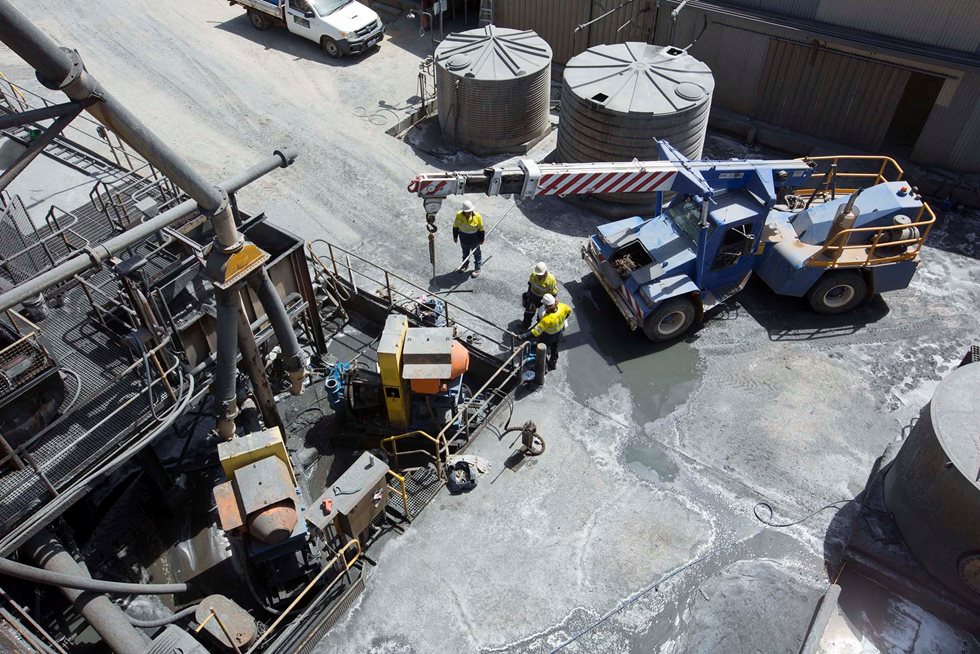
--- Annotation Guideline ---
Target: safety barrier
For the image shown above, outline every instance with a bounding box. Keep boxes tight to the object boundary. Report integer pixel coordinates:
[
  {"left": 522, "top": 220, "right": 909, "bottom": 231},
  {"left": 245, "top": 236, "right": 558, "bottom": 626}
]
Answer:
[
  {"left": 805, "top": 201, "right": 936, "bottom": 268},
  {"left": 244, "top": 539, "right": 361, "bottom": 653},
  {"left": 794, "top": 155, "right": 905, "bottom": 203}
]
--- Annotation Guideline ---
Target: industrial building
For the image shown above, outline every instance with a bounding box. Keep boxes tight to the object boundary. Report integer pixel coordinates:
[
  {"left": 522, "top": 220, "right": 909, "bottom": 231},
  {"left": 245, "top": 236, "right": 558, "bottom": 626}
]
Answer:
[{"left": 0, "top": 0, "right": 978, "bottom": 652}]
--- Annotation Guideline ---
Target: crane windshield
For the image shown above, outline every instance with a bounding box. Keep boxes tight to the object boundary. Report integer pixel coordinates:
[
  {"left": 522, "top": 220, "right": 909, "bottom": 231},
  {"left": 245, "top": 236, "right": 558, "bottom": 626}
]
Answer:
[{"left": 666, "top": 196, "right": 702, "bottom": 242}]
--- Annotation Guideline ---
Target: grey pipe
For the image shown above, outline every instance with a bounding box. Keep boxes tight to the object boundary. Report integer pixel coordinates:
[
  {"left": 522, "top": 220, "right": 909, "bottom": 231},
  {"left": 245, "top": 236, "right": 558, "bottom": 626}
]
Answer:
[
  {"left": 251, "top": 271, "right": 306, "bottom": 395},
  {"left": 0, "top": 549, "right": 189, "bottom": 595},
  {"left": 23, "top": 531, "right": 152, "bottom": 654},
  {"left": 0, "top": 148, "right": 295, "bottom": 312},
  {"left": 214, "top": 288, "right": 241, "bottom": 440},
  {"left": 125, "top": 604, "right": 198, "bottom": 629}
]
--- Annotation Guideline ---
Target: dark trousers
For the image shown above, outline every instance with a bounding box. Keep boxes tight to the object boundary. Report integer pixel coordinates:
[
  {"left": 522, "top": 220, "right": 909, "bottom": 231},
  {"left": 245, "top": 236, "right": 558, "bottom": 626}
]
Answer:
[
  {"left": 533, "top": 331, "right": 562, "bottom": 369},
  {"left": 459, "top": 233, "right": 482, "bottom": 269},
  {"left": 521, "top": 292, "right": 544, "bottom": 329}
]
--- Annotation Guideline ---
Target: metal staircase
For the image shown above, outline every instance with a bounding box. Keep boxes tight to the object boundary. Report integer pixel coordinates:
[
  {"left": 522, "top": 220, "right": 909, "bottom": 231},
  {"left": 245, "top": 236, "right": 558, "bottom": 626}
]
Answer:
[{"left": 479, "top": 0, "right": 493, "bottom": 26}]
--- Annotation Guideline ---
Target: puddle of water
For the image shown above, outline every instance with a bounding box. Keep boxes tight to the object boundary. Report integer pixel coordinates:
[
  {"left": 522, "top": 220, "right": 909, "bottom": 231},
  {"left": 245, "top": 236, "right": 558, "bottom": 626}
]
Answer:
[{"left": 565, "top": 281, "right": 700, "bottom": 474}]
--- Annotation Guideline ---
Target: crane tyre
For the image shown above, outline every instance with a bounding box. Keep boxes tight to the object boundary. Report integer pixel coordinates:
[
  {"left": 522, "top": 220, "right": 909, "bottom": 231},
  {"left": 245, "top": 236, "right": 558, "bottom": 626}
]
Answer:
[
  {"left": 643, "top": 296, "right": 696, "bottom": 342},
  {"left": 806, "top": 271, "right": 867, "bottom": 314}
]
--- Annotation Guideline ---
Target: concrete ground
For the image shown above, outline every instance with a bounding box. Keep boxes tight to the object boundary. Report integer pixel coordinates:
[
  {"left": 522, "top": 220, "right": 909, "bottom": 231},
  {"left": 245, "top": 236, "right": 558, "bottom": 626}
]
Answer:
[{"left": 2, "top": 1, "right": 980, "bottom": 652}]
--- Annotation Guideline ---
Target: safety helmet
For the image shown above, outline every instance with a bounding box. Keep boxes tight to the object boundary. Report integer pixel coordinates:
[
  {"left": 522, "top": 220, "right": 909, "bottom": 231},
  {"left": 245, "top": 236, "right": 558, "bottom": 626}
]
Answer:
[
  {"left": 542, "top": 293, "right": 556, "bottom": 307},
  {"left": 462, "top": 200, "right": 475, "bottom": 213},
  {"left": 533, "top": 262, "right": 548, "bottom": 276}
]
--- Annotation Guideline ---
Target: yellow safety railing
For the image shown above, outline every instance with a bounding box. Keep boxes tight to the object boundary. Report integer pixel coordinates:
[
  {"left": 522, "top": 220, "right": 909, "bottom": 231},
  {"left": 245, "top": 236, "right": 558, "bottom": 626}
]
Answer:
[
  {"left": 386, "top": 469, "right": 412, "bottom": 521},
  {"left": 805, "top": 201, "right": 937, "bottom": 268},
  {"left": 795, "top": 155, "right": 905, "bottom": 200},
  {"left": 381, "top": 429, "right": 447, "bottom": 480},
  {"left": 246, "top": 539, "right": 361, "bottom": 652}
]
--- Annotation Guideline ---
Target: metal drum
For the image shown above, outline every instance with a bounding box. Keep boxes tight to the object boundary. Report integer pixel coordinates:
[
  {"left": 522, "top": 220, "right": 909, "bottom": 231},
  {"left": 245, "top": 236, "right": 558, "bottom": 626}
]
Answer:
[
  {"left": 435, "top": 26, "right": 552, "bottom": 155},
  {"left": 883, "top": 362, "right": 980, "bottom": 605},
  {"left": 558, "top": 43, "right": 714, "bottom": 203}
]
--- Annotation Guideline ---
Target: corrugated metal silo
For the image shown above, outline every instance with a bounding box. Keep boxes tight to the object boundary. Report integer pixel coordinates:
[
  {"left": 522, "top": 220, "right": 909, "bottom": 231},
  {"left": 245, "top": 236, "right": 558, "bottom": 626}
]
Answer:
[
  {"left": 557, "top": 43, "right": 714, "bottom": 203},
  {"left": 435, "top": 26, "right": 552, "bottom": 155}
]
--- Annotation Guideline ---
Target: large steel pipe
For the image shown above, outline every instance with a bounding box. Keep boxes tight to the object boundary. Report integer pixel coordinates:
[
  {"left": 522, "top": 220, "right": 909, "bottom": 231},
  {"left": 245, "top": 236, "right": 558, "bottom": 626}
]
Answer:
[
  {"left": 0, "top": 148, "right": 296, "bottom": 312},
  {"left": 24, "top": 531, "right": 151, "bottom": 654},
  {"left": 251, "top": 271, "right": 306, "bottom": 394}
]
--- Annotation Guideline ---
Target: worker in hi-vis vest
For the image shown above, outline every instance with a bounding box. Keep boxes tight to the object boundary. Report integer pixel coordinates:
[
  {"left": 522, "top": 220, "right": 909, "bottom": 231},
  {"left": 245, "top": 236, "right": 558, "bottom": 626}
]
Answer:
[
  {"left": 519, "top": 293, "right": 572, "bottom": 370},
  {"left": 452, "top": 200, "right": 485, "bottom": 278},
  {"left": 522, "top": 261, "right": 559, "bottom": 329}
]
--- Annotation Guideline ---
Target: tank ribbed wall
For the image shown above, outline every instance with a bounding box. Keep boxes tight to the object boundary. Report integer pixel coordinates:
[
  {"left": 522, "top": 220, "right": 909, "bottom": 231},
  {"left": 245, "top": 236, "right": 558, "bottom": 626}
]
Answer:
[
  {"left": 435, "top": 26, "right": 552, "bottom": 155},
  {"left": 558, "top": 43, "right": 714, "bottom": 204}
]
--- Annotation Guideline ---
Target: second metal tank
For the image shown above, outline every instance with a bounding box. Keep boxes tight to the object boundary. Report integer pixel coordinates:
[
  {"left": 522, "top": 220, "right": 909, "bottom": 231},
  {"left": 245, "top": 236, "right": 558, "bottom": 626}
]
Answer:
[{"left": 558, "top": 43, "right": 714, "bottom": 203}]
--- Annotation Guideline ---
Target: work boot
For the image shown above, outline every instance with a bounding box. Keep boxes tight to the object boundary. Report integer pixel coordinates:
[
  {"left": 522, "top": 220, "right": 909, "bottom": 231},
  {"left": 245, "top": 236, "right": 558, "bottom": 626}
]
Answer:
[
  {"left": 457, "top": 260, "right": 469, "bottom": 273},
  {"left": 547, "top": 355, "right": 558, "bottom": 371},
  {"left": 471, "top": 269, "right": 480, "bottom": 278}
]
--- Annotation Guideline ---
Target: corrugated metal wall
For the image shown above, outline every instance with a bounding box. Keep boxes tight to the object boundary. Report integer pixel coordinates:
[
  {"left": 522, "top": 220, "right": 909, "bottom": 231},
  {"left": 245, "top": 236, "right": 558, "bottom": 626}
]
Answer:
[
  {"left": 814, "top": 0, "right": 980, "bottom": 53},
  {"left": 914, "top": 71, "right": 980, "bottom": 172},
  {"left": 706, "top": 0, "right": 980, "bottom": 52},
  {"left": 492, "top": 0, "right": 656, "bottom": 65},
  {"left": 755, "top": 40, "right": 910, "bottom": 151}
]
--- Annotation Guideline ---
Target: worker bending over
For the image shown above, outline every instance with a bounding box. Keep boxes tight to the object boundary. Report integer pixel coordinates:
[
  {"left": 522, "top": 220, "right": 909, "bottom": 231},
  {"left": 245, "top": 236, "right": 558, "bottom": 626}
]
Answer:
[
  {"left": 519, "top": 294, "right": 571, "bottom": 371},
  {"left": 522, "top": 261, "right": 558, "bottom": 330},
  {"left": 453, "top": 200, "right": 485, "bottom": 278}
]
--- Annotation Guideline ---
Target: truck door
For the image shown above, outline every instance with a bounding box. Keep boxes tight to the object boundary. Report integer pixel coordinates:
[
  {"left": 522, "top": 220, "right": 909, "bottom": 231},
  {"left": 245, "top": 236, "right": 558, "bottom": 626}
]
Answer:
[
  {"left": 284, "top": 0, "right": 318, "bottom": 42},
  {"left": 702, "top": 219, "right": 758, "bottom": 290}
]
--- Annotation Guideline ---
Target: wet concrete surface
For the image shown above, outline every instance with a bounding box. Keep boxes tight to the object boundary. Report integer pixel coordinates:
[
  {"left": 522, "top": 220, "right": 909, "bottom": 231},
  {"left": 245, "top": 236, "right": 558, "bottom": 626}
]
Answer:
[{"left": 2, "top": 3, "right": 980, "bottom": 652}]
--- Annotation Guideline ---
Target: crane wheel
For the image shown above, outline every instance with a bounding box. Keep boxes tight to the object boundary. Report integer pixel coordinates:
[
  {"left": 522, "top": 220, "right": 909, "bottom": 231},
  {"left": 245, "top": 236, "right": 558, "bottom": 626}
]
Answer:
[
  {"left": 807, "top": 271, "right": 867, "bottom": 314},
  {"left": 643, "top": 297, "right": 696, "bottom": 342},
  {"left": 248, "top": 10, "right": 269, "bottom": 30}
]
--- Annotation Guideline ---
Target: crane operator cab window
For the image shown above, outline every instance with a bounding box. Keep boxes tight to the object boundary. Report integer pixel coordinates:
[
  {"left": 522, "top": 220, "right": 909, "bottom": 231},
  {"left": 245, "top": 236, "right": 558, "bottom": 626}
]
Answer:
[{"left": 711, "top": 224, "right": 755, "bottom": 271}]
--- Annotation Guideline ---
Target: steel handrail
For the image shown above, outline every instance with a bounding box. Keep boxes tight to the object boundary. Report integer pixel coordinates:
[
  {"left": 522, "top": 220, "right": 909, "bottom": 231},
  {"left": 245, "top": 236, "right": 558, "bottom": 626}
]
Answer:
[
  {"left": 247, "top": 539, "right": 361, "bottom": 653},
  {"left": 805, "top": 203, "right": 936, "bottom": 268},
  {"left": 381, "top": 429, "right": 446, "bottom": 480},
  {"left": 309, "top": 239, "right": 519, "bottom": 346},
  {"left": 435, "top": 341, "right": 528, "bottom": 458},
  {"left": 386, "top": 470, "right": 412, "bottom": 520}
]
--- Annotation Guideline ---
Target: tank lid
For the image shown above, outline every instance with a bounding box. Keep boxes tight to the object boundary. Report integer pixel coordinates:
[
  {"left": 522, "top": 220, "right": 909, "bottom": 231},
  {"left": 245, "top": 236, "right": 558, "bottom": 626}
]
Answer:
[
  {"left": 564, "top": 43, "right": 714, "bottom": 115},
  {"left": 931, "top": 363, "right": 980, "bottom": 488},
  {"left": 435, "top": 25, "right": 552, "bottom": 81}
]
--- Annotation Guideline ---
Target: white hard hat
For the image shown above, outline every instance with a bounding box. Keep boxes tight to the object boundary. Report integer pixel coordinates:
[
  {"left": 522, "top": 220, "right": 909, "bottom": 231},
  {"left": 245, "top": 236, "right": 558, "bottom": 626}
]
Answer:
[
  {"left": 542, "top": 293, "right": 556, "bottom": 307},
  {"left": 462, "top": 200, "right": 475, "bottom": 212},
  {"left": 533, "top": 262, "right": 548, "bottom": 275}
]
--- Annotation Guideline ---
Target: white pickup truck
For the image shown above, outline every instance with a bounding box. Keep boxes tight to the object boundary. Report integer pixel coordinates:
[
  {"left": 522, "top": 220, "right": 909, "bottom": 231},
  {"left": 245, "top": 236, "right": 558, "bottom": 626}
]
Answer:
[{"left": 230, "top": 0, "right": 385, "bottom": 57}]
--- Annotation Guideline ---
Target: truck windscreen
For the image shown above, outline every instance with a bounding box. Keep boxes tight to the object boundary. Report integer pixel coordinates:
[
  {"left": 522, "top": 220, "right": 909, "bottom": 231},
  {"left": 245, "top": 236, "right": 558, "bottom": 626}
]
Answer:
[
  {"left": 313, "top": 0, "right": 352, "bottom": 14},
  {"left": 667, "top": 196, "right": 701, "bottom": 243}
]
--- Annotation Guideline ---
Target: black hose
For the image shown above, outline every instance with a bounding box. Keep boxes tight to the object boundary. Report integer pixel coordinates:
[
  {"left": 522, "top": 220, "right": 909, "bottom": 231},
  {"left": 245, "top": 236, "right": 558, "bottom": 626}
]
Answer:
[
  {"left": 0, "top": 557, "right": 189, "bottom": 595},
  {"left": 126, "top": 604, "right": 198, "bottom": 628}
]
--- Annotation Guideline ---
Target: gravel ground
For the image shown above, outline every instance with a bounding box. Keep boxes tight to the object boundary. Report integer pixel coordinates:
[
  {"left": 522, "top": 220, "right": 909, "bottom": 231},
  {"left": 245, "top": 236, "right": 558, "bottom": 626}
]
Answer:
[{"left": 2, "top": 1, "right": 979, "bottom": 652}]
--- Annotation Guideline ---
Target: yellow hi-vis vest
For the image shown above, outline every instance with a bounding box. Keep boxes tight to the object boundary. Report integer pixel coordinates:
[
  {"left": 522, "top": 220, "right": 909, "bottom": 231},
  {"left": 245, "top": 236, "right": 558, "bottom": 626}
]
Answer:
[
  {"left": 453, "top": 211, "right": 484, "bottom": 234},
  {"left": 527, "top": 271, "right": 558, "bottom": 298},
  {"left": 531, "top": 303, "right": 572, "bottom": 337}
]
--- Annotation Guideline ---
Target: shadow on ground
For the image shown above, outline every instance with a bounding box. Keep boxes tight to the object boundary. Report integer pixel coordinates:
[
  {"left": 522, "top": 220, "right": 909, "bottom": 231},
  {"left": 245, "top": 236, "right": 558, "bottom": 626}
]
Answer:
[{"left": 722, "top": 276, "right": 891, "bottom": 342}]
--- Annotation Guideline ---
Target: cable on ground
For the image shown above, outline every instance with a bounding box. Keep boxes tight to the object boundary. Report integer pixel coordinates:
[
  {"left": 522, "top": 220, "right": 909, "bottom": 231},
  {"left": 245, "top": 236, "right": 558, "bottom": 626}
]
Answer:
[{"left": 752, "top": 499, "right": 859, "bottom": 528}]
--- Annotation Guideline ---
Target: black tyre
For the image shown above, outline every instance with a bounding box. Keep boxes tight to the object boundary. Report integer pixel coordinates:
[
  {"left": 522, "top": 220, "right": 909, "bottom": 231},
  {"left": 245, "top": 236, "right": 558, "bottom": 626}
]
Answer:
[
  {"left": 322, "top": 37, "right": 342, "bottom": 58},
  {"left": 643, "top": 296, "right": 696, "bottom": 342},
  {"left": 248, "top": 10, "right": 270, "bottom": 30},
  {"left": 806, "top": 271, "right": 867, "bottom": 314}
]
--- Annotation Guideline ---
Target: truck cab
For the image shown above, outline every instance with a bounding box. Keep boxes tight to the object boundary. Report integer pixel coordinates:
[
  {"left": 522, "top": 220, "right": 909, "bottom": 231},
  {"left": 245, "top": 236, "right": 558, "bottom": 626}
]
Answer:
[
  {"left": 236, "top": 0, "right": 385, "bottom": 57},
  {"left": 583, "top": 151, "right": 935, "bottom": 342}
]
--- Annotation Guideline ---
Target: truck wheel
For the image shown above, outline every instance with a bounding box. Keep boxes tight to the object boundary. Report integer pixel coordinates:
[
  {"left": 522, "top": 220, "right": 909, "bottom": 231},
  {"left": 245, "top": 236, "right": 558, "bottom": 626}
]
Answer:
[
  {"left": 321, "top": 38, "right": 342, "bottom": 58},
  {"left": 643, "top": 297, "right": 696, "bottom": 342},
  {"left": 248, "top": 10, "right": 269, "bottom": 30},
  {"left": 807, "top": 271, "right": 867, "bottom": 314}
]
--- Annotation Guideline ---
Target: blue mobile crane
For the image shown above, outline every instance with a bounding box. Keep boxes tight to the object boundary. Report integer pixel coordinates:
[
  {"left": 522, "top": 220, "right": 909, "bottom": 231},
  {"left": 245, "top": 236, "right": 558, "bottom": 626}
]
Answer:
[{"left": 409, "top": 141, "right": 936, "bottom": 341}]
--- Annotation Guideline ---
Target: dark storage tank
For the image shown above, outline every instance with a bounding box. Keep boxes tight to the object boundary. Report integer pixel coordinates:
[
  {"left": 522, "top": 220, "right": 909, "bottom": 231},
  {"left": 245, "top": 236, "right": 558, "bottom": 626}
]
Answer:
[
  {"left": 558, "top": 43, "right": 714, "bottom": 203},
  {"left": 435, "top": 26, "right": 552, "bottom": 155},
  {"left": 883, "top": 362, "right": 980, "bottom": 605}
]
